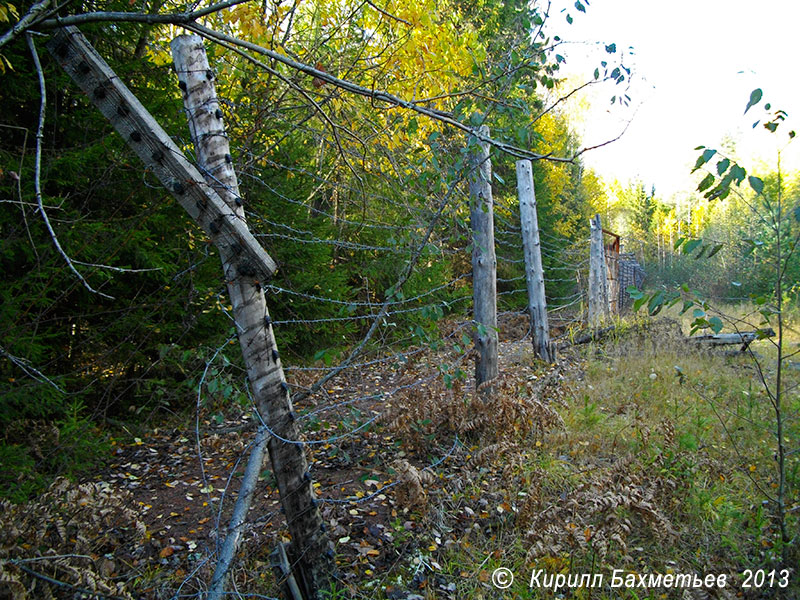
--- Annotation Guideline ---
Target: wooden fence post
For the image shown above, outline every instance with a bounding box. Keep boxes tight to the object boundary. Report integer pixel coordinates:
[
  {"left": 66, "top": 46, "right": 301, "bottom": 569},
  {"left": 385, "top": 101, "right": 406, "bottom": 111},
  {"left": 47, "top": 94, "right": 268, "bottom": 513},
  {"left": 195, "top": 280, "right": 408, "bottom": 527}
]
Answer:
[
  {"left": 588, "top": 213, "right": 610, "bottom": 326},
  {"left": 516, "top": 160, "right": 554, "bottom": 362},
  {"left": 469, "top": 125, "right": 498, "bottom": 388},
  {"left": 171, "top": 35, "right": 332, "bottom": 599}
]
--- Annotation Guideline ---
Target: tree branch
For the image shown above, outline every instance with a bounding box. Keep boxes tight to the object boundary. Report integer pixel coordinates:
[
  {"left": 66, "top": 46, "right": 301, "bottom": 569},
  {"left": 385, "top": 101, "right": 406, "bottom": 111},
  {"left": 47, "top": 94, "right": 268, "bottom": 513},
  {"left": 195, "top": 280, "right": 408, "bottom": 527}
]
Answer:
[
  {"left": 207, "top": 426, "right": 270, "bottom": 600},
  {"left": 27, "top": 32, "right": 113, "bottom": 299},
  {"left": 9, "top": 561, "right": 126, "bottom": 600},
  {"left": 0, "top": 0, "right": 247, "bottom": 48},
  {"left": 365, "top": 0, "right": 411, "bottom": 27},
  {"left": 0, "top": 0, "right": 52, "bottom": 49},
  {"left": 28, "top": 10, "right": 628, "bottom": 163},
  {"left": 0, "top": 344, "right": 64, "bottom": 392},
  {"left": 185, "top": 23, "right": 577, "bottom": 162}
]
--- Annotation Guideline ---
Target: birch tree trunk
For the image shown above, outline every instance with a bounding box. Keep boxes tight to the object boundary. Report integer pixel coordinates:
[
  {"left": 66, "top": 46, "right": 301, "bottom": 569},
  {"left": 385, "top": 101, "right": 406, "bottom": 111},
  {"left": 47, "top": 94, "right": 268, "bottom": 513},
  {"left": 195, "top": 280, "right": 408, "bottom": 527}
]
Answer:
[
  {"left": 516, "top": 160, "right": 554, "bottom": 362},
  {"left": 172, "top": 35, "right": 332, "bottom": 600},
  {"left": 469, "top": 125, "right": 498, "bottom": 388}
]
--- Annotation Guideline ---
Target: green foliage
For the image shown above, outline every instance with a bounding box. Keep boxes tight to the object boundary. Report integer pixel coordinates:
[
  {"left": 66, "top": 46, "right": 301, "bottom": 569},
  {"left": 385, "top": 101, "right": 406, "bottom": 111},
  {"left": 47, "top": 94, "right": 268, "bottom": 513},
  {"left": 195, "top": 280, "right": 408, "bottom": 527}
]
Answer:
[
  {"left": 628, "top": 90, "right": 799, "bottom": 565},
  {"left": 0, "top": 398, "right": 109, "bottom": 503},
  {"left": 642, "top": 92, "right": 799, "bottom": 300},
  {"left": 629, "top": 182, "right": 656, "bottom": 239},
  {"left": 0, "top": 27, "right": 227, "bottom": 500},
  {"left": 744, "top": 88, "right": 763, "bottom": 114}
]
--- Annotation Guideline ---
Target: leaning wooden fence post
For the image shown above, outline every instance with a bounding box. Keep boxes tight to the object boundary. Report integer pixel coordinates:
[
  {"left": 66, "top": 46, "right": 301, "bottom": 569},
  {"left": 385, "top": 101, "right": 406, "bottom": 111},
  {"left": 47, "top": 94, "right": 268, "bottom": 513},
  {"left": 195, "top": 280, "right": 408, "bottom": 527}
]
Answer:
[
  {"left": 469, "top": 125, "right": 498, "bottom": 389},
  {"left": 516, "top": 160, "right": 555, "bottom": 362},
  {"left": 588, "top": 213, "right": 610, "bottom": 326},
  {"left": 46, "top": 27, "right": 276, "bottom": 281},
  {"left": 171, "top": 35, "right": 332, "bottom": 599}
]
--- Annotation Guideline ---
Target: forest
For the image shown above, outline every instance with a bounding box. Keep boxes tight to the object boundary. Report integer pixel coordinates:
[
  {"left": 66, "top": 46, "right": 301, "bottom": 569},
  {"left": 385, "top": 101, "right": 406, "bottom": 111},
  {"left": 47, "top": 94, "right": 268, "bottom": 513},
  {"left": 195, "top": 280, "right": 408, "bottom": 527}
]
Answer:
[{"left": 0, "top": 0, "right": 798, "bottom": 598}]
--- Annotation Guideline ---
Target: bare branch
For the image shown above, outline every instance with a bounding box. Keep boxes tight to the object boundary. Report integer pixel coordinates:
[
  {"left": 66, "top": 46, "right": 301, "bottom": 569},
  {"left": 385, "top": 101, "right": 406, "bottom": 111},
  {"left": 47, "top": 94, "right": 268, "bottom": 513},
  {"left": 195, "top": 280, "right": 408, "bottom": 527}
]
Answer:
[
  {"left": 0, "top": 0, "right": 52, "bottom": 49},
  {"left": 206, "top": 426, "right": 270, "bottom": 600},
  {"left": 27, "top": 32, "right": 113, "bottom": 299},
  {"left": 29, "top": 12, "right": 627, "bottom": 162},
  {"left": 0, "top": 0, "right": 247, "bottom": 48},
  {"left": 9, "top": 561, "right": 127, "bottom": 600},
  {"left": 573, "top": 100, "right": 641, "bottom": 160},
  {"left": 365, "top": 0, "right": 411, "bottom": 26},
  {"left": 72, "top": 260, "right": 162, "bottom": 273},
  {"left": 41, "top": 0, "right": 246, "bottom": 28},
  {"left": 0, "top": 123, "right": 41, "bottom": 264},
  {"left": 0, "top": 344, "right": 64, "bottom": 392},
  {"left": 176, "top": 23, "right": 576, "bottom": 163}
]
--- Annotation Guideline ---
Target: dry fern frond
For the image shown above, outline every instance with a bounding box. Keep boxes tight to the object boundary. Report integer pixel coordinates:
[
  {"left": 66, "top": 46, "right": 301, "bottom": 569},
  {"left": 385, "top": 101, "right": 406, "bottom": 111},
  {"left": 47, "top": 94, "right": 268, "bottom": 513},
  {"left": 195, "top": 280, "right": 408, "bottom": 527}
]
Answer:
[
  {"left": 0, "top": 561, "right": 27, "bottom": 600},
  {"left": 4, "top": 419, "right": 60, "bottom": 461},
  {"left": 383, "top": 364, "right": 564, "bottom": 452},
  {"left": 523, "top": 460, "right": 675, "bottom": 563},
  {"left": 658, "top": 418, "right": 676, "bottom": 448},
  {"left": 390, "top": 459, "right": 435, "bottom": 510},
  {"left": 681, "top": 587, "right": 711, "bottom": 600},
  {"left": 0, "top": 477, "right": 144, "bottom": 599},
  {"left": 466, "top": 441, "right": 517, "bottom": 469}
]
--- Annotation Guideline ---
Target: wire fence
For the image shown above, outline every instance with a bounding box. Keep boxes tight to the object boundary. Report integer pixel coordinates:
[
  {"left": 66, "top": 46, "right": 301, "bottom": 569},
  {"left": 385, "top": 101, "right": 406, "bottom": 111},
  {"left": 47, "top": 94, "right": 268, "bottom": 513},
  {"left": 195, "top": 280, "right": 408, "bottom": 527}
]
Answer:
[{"left": 0, "top": 37, "right": 603, "bottom": 600}]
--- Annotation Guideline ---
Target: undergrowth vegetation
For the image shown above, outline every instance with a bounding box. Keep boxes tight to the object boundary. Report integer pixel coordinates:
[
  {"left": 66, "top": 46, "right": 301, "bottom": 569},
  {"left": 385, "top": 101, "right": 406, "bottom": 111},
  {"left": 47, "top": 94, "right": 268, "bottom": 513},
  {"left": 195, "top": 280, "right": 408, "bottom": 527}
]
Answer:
[
  {"left": 374, "top": 315, "right": 799, "bottom": 599},
  {"left": 1, "top": 313, "right": 798, "bottom": 598}
]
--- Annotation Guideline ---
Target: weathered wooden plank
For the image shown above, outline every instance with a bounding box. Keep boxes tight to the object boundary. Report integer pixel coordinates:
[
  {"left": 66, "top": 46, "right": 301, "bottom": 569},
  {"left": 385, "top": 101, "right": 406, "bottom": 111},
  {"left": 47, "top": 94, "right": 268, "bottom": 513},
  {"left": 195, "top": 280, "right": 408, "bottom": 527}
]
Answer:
[
  {"left": 516, "top": 159, "right": 555, "bottom": 363},
  {"left": 469, "top": 125, "right": 498, "bottom": 388},
  {"left": 46, "top": 26, "right": 277, "bottom": 280},
  {"left": 690, "top": 329, "right": 775, "bottom": 349}
]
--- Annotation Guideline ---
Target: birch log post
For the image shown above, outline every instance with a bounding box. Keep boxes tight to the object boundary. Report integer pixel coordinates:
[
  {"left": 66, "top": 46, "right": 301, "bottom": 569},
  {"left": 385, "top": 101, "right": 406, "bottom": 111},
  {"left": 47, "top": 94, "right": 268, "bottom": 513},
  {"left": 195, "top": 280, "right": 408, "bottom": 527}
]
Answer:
[
  {"left": 516, "top": 160, "right": 554, "bottom": 362},
  {"left": 588, "top": 213, "right": 610, "bottom": 326},
  {"left": 469, "top": 125, "right": 498, "bottom": 388},
  {"left": 171, "top": 36, "right": 332, "bottom": 600}
]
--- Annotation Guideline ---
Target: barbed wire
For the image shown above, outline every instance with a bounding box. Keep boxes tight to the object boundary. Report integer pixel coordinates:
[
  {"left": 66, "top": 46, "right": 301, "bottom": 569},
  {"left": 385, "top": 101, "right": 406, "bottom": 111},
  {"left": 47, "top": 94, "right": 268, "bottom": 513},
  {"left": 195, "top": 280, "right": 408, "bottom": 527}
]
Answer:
[{"left": 5, "top": 72, "right": 604, "bottom": 598}]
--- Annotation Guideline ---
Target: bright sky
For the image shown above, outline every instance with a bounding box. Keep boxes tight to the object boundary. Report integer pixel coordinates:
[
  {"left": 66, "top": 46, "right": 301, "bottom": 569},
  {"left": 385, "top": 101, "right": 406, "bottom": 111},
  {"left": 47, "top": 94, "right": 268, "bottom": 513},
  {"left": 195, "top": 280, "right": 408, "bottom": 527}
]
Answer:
[{"left": 547, "top": 0, "right": 800, "bottom": 200}]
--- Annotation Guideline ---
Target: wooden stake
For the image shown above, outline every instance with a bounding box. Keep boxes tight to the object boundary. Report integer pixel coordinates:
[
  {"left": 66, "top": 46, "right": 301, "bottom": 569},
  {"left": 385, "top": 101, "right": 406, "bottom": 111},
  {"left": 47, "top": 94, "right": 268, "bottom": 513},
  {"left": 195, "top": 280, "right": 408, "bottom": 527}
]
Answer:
[
  {"left": 516, "top": 160, "right": 554, "bottom": 362},
  {"left": 171, "top": 34, "right": 332, "bottom": 599},
  {"left": 469, "top": 125, "right": 498, "bottom": 388}
]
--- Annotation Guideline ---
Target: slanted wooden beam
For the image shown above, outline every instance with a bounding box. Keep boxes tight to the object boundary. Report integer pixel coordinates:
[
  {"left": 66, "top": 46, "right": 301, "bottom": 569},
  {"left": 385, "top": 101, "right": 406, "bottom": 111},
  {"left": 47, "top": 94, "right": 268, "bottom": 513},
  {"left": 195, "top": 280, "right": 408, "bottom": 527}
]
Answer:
[{"left": 46, "top": 26, "right": 277, "bottom": 280}]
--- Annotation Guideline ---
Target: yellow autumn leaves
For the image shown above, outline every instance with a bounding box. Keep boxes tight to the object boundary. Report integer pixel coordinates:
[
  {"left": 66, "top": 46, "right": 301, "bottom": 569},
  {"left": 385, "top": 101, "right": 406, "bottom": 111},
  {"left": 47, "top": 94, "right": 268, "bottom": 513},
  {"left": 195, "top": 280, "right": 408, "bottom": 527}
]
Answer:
[
  {"left": 218, "top": 0, "right": 482, "bottom": 106},
  {"left": 0, "top": 2, "right": 18, "bottom": 73},
  {"left": 0, "top": 1, "right": 17, "bottom": 25}
]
